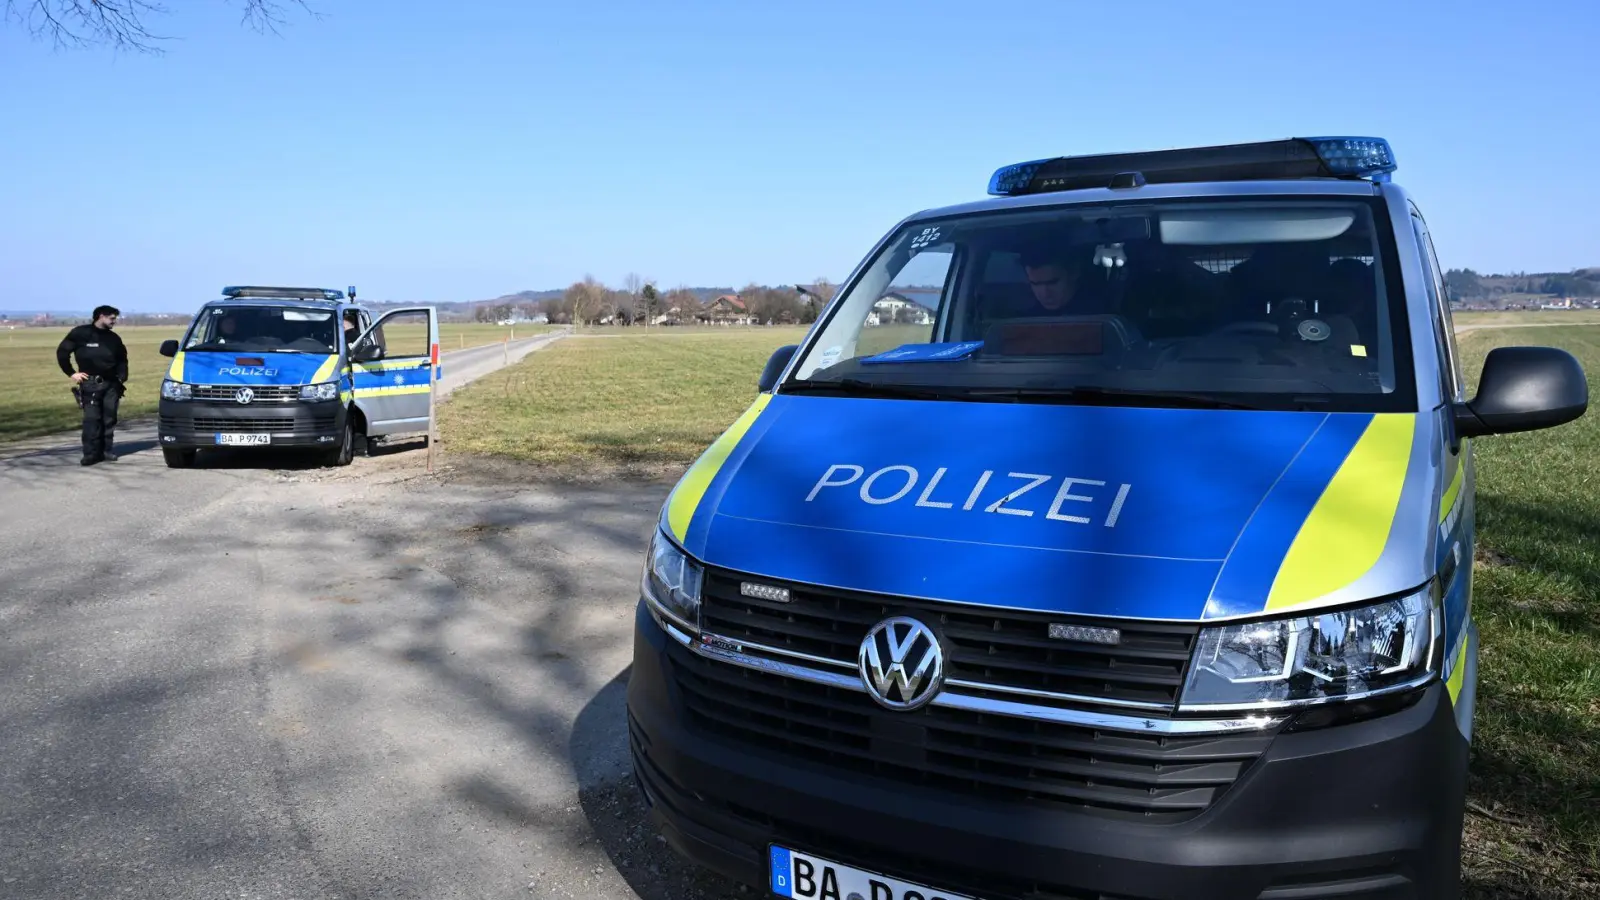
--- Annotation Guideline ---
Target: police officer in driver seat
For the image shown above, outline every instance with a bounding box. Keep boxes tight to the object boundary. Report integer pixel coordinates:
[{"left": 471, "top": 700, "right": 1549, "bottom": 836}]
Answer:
[{"left": 57, "top": 304, "right": 129, "bottom": 466}]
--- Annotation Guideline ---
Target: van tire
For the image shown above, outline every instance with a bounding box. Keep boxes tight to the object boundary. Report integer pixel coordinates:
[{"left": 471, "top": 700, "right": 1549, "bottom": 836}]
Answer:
[
  {"left": 325, "top": 419, "right": 355, "bottom": 467},
  {"left": 163, "top": 448, "right": 197, "bottom": 468}
]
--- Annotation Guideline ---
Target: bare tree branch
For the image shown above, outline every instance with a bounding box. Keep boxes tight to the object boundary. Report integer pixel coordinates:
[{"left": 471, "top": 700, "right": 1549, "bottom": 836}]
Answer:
[{"left": 4, "top": 0, "right": 317, "bottom": 54}]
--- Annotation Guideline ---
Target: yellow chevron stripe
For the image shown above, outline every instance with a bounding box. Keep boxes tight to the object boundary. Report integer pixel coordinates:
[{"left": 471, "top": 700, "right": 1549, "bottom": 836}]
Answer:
[
  {"left": 1439, "top": 457, "right": 1464, "bottom": 526},
  {"left": 167, "top": 351, "right": 186, "bottom": 381},
  {"left": 1446, "top": 633, "right": 1468, "bottom": 704},
  {"left": 666, "top": 394, "right": 773, "bottom": 542},
  {"left": 1265, "top": 413, "right": 1418, "bottom": 611},
  {"left": 311, "top": 354, "right": 340, "bottom": 383}
]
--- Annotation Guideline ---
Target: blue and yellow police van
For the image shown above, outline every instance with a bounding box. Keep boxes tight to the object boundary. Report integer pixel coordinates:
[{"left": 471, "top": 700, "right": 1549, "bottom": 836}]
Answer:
[
  {"left": 626, "top": 137, "right": 1589, "bottom": 900},
  {"left": 157, "top": 285, "right": 439, "bottom": 468}
]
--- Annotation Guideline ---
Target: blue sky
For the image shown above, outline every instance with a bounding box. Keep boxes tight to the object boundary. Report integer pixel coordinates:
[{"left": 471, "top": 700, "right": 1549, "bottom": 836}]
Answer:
[{"left": 2, "top": 0, "right": 1596, "bottom": 313}]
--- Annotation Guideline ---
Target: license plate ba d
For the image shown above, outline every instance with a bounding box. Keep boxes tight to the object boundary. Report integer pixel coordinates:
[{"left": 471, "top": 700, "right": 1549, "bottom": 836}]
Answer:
[
  {"left": 770, "top": 846, "right": 981, "bottom": 900},
  {"left": 215, "top": 433, "right": 272, "bottom": 446}
]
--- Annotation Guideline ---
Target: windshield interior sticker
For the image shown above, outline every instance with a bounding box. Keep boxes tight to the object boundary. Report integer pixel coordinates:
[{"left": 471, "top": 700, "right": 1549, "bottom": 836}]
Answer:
[
  {"left": 819, "top": 346, "right": 843, "bottom": 367},
  {"left": 1350, "top": 344, "right": 1368, "bottom": 357},
  {"left": 908, "top": 226, "right": 942, "bottom": 252},
  {"left": 860, "top": 341, "right": 982, "bottom": 364}
]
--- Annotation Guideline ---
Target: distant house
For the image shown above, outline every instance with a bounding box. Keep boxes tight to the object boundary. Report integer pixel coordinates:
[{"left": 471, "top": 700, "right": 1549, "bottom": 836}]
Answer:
[
  {"left": 867, "top": 289, "right": 936, "bottom": 327},
  {"left": 699, "top": 294, "right": 754, "bottom": 326}
]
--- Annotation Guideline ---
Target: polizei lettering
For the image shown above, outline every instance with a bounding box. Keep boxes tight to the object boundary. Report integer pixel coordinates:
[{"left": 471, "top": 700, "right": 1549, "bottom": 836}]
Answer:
[
  {"left": 806, "top": 464, "right": 1131, "bottom": 527},
  {"left": 216, "top": 366, "right": 279, "bottom": 377}
]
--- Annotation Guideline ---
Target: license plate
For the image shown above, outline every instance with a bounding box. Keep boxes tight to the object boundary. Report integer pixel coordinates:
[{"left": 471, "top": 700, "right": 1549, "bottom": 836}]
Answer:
[
  {"left": 770, "top": 846, "right": 981, "bottom": 900},
  {"left": 215, "top": 433, "right": 272, "bottom": 446}
]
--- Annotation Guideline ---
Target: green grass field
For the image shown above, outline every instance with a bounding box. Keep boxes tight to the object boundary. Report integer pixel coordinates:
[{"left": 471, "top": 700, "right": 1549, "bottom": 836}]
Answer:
[
  {"left": 1454, "top": 325, "right": 1600, "bottom": 897},
  {"left": 0, "top": 322, "right": 550, "bottom": 443},
  {"left": 438, "top": 328, "right": 809, "bottom": 474},
  {"left": 1453, "top": 308, "right": 1600, "bottom": 328},
  {"left": 443, "top": 319, "right": 1600, "bottom": 895}
]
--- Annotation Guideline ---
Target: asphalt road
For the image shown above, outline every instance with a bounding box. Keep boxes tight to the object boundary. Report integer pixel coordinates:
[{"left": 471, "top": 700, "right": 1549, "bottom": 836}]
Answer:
[{"left": 0, "top": 329, "right": 746, "bottom": 900}]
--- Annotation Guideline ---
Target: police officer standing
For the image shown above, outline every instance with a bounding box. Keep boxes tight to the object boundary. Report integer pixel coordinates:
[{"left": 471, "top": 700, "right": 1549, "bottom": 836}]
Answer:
[{"left": 56, "top": 305, "right": 129, "bottom": 466}]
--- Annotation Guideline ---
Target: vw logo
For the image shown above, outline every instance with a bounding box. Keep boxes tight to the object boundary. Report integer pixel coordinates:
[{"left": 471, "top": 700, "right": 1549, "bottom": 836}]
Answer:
[
  {"left": 233, "top": 387, "right": 254, "bottom": 405},
  {"left": 858, "top": 616, "right": 945, "bottom": 711}
]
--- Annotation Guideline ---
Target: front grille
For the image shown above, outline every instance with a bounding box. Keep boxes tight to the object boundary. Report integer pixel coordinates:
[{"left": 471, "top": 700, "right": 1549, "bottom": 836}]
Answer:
[
  {"left": 699, "top": 569, "right": 1198, "bottom": 713},
  {"left": 161, "top": 415, "right": 332, "bottom": 433},
  {"left": 190, "top": 384, "right": 301, "bottom": 402},
  {"left": 670, "top": 650, "right": 1270, "bottom": 819},
  {"left": 631, "top": 722, "right": 1151, "bottom": 900}
]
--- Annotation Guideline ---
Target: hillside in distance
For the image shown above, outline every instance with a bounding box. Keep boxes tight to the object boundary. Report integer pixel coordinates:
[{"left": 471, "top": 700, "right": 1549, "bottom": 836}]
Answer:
[{"left": 1447, "top": 266, "right": 1600, "bottom": 303}]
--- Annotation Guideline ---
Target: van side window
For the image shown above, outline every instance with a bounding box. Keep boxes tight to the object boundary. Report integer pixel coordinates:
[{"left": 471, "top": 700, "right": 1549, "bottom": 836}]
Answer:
[{"left": 1411, "top": 214, "right": 1462, "bottom": 402}]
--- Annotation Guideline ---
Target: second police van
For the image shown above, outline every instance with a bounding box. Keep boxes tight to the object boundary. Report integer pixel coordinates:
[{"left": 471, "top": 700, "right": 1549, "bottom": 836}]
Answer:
[
  {"left": 157, "top": 286, "right": 439, "bottom": 468},
  {"left": 626, "top": 137, "right": 1589, "bottom": 900}
]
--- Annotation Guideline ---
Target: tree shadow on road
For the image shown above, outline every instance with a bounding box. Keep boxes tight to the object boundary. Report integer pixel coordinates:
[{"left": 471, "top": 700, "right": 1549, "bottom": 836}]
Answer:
[{"left": 569, "top": 667, "right": 752, "bottom": 900}]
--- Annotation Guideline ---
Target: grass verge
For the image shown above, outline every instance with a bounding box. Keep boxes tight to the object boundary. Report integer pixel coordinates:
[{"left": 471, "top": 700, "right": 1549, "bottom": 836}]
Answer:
[
  {"left": 1455, "top": 325, "right": 1600, "bottom": 899},
  {"left": 437, "top": 328, "right": 808, "bottom": 479}
]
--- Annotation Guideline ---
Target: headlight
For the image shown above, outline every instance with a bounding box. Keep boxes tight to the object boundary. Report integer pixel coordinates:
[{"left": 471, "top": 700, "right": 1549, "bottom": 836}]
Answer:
[
  {"left": 161, "top": 380, "right": 192, "bottom": 401},
  {"left": 1178, "top": 585, "right": 1440, "bottom": 713},
  {"left": 299, "top": 382, "right": 339, "bottom": 401},
  {"left": 641, "top": 529, "right": 703, "bottom": 634}
]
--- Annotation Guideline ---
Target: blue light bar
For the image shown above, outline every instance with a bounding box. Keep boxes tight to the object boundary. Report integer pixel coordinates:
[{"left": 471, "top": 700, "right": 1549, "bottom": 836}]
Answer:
[
  {"left": 1301, "top": 137, "right": 1397, "bottom": 179},
  {"left": 987, "top": 158, "right": 1050, "bottom": 196},
  {"left": 221, "top": 285, "right": 346, "bottom": 301},
  {"left": 986, "top": 136, "right": 1398, "bottom": 196}
]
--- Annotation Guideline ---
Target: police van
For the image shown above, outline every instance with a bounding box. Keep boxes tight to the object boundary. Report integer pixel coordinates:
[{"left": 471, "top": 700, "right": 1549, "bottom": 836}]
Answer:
[
  {"left": 157, "top": 286, "right": 439, "bottom": 468},
  {"left": 626, "top": 137, "right": 1589, "bottom": 900}
]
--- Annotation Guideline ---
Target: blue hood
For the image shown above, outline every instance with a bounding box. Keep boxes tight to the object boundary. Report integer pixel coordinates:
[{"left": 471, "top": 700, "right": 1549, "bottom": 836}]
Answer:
[
  {"left": 170, "top": 350, "right": 339, "bottom": 385},
  {"left": 661, "top": 393, "right": 1430, "bottom": 622}
]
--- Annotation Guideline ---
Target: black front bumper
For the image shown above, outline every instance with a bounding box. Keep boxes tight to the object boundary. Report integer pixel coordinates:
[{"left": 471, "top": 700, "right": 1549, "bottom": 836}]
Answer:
[
  {"left": 157, "top": 399, "right": 346, "bottom": 450},
  {"left": 626, "top": 601, "right": 1469, "bottom": 900}
]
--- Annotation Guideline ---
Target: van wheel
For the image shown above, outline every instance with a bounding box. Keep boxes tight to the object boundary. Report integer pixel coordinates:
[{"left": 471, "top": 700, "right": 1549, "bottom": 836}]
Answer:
[
  {"left": 325, "top": 419, "right": 355, "bottom": 467},
  {"left": 163, "top": 448, "right": 197, "bottom": 468}
]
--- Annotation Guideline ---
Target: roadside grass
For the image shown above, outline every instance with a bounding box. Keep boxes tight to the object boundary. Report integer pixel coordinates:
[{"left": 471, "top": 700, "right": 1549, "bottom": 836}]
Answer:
[
  {"left": 1455, "top": 325, "right": 1600, "bottom": 898},
  {"left": 1453, "top": 308, "right": 1600, "bottom": 328},
  {"left": 437, "top": 328, "right": 808, "bottom": 476},
  {"left": 0, "top": 325, "right": 183, "bottom": 442},
  {"left": 0, "top": 322, "right": 548, "bottom": 443}
]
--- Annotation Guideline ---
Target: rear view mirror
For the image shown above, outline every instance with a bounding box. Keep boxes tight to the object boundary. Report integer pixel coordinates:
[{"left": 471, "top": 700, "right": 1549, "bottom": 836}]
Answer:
[
  {"left": 1455, "top": 346, "right": 1588, "bottom": 439},
  {"left": 159, "top": 340, "right": 179, "bottom": 358},
  {"left": 759, "top": 345, "right": 798, "bottom": 393}
]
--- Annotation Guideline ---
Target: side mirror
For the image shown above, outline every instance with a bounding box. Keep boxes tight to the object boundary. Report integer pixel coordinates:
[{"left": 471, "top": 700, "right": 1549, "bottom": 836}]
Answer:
[
  {"left": 159, "top": 340, "right": 179, "bottom": 358},
  {"left": 1454, "top": 346, "right": 1588, "bottom": 439},
  {"left": 351, "top": 342, "right": 383, "bottom": 362},
  {"left": 758, "top": 344, "right": 798, "bottom": 393}
]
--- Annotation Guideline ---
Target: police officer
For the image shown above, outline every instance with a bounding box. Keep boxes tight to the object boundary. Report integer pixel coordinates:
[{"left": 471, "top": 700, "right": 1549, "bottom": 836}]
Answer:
[{"left": 56, "top": 305, "right": 129, "bottom": 466}]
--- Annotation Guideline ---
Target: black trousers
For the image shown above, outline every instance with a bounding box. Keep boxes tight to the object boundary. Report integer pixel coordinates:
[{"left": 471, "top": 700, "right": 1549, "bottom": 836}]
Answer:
[{"left": 80, "top": 380, "right": 121, "bottom": 459}]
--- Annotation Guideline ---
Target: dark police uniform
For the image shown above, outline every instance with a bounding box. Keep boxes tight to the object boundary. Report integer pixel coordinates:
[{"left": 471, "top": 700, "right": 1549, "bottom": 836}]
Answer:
[{"left": 56, "top": 322, "right": 129, "bottom": 464}]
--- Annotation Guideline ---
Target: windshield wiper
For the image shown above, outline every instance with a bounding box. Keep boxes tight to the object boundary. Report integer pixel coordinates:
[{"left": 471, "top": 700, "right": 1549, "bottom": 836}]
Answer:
[
  {"left": 961, "top": 385, "right": 1280, "bottom": 411},
  {"left": 784, "top": 378, "right": 967, "bottom": 401}
]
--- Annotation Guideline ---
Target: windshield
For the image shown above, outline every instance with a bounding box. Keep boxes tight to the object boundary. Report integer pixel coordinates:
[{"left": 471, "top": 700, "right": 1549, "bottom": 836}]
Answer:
[
  {"left": 184, "top": 305, "right": 340, "bottom": 353},
  {"left": 786, "top": 196, "right": 1415, "bottom": 412}
]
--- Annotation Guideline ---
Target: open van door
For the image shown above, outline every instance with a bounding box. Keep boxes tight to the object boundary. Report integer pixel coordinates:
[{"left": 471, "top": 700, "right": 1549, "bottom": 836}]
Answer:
[{"left": 349, "top": 306, "right": 440, "bottom": 438}]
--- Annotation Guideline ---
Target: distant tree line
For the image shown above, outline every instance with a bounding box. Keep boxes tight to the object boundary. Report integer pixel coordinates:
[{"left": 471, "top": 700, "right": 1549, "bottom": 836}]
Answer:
[
  {"left": 1445, "top": 267, "right": 1600, "bottom": 301},
  {"left": 472, "top": 273, "right": 836, "bottom": 328}
]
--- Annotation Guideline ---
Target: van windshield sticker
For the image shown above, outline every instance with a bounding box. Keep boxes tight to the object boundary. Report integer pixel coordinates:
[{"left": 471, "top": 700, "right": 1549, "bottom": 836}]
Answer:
[{"left": 908, "top": 226, "right": 942, "bottom": 252}]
